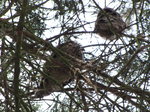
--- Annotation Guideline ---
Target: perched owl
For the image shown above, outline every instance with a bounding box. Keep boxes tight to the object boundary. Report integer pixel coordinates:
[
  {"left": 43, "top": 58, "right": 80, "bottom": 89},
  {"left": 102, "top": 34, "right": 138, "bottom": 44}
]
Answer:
[
  {"left": 94, "top": 8, "right": 126, "bottom": 40},
  {"left": 34, "top": 41, "right": 83, "bottom": 98}
]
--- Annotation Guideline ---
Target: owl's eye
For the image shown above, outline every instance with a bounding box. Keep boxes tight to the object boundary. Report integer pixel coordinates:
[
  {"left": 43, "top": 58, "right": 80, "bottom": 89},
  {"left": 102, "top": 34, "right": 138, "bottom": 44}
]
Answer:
[
  {"left": 52, "top": 54, "right": 57, "bottom": 58},
  {"left": 44, "top": 78, "right": 49, "bottom": 84},
  {"left": 99, "top": 19, "right": 107, "bottom": 23},
  {"left": 111, "top": 12, "right": 117, "bottom": 16}
]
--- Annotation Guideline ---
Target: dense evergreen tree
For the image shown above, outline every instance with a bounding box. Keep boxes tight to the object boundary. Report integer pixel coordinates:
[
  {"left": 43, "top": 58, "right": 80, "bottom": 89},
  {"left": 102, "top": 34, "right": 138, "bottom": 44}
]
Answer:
[{"left": 0, "top": 0, "right": 149, "bottom": 111}]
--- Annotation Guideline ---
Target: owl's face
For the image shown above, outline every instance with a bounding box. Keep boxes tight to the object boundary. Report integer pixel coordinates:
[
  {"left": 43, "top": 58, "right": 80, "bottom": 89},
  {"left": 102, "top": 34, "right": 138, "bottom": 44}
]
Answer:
[{"left": 95, "top": 8, "right": 126, "bottom": 40}]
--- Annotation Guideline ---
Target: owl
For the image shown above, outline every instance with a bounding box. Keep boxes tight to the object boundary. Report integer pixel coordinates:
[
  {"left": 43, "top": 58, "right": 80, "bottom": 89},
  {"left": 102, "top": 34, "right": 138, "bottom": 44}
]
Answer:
[
  {"left": 94, "top": 8, "right": 126, "bottom": 40},
  {"left": 34, "top": 41, "right": 83, "bottom": 98}
]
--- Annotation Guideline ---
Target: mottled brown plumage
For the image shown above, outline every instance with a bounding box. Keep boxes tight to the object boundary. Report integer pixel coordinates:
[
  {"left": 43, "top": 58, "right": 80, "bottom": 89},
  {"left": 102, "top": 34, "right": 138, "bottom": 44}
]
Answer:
[
  {"left": 35, "top": 41, "right": 83, "bottom": 98},
  {"left": 94, "top": 8, "right": 126, "bottom": 40}
]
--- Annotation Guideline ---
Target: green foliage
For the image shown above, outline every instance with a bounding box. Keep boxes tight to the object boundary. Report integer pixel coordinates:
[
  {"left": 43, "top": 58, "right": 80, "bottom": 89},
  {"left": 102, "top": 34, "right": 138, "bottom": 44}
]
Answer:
[{"left": 0, "top": 0, "right": 149, "bottom": 112}]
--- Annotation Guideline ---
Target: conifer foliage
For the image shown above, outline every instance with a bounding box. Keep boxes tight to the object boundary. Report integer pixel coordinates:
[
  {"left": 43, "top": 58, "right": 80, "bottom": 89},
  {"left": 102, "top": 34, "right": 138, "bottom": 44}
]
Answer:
[{"left": 0, "top": 0, "right": 149, "bottom": 111}]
